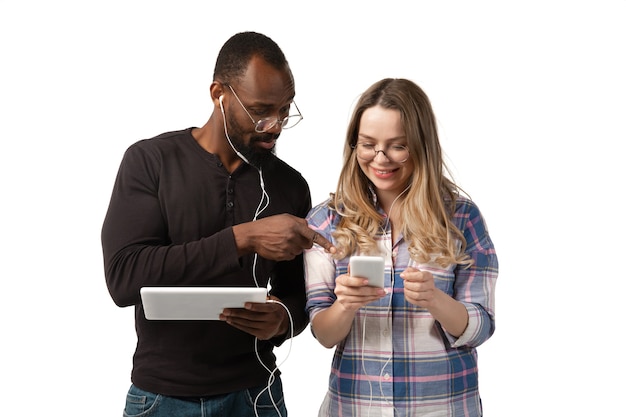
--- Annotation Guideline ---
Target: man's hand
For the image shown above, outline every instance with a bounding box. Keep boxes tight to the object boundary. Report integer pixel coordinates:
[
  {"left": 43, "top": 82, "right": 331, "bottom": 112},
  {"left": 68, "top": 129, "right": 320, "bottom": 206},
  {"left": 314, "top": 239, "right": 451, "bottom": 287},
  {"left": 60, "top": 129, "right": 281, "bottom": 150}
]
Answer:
[
  {"left": 233, "top": 214, "right": 335, "bottom": 261},
  {"left": 220, "top": 296, "right": 289, "bottom": 340}
]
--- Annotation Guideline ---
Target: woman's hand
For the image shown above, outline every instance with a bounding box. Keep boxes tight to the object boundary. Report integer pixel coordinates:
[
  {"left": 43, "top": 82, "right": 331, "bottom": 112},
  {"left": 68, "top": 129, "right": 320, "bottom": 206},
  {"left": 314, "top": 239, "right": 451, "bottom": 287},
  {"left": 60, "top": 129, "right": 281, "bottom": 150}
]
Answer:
[
  {"left": 401, "top": 266, "right": 469, "bottom": 337},
  {"left": 401, "top": 266, "right": 437, "bottom": 308},
  {"left": 334, "top": 271, "right": 386, "bottom": 312}
]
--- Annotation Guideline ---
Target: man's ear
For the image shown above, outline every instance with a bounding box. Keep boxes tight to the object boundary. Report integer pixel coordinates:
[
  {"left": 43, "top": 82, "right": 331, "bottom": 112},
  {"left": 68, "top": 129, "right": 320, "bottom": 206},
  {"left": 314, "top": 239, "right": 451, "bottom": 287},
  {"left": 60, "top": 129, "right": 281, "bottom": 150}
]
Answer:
[{"left": 209, "top": 81, "right": 226, "bottom": 104}]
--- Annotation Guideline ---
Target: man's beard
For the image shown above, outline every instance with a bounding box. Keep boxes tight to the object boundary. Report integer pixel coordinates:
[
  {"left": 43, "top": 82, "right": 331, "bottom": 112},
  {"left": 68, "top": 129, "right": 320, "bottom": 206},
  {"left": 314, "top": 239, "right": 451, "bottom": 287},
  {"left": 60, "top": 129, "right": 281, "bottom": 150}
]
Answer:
[{"left": 228, "top": 116, "right": 277, "bottom": 169}]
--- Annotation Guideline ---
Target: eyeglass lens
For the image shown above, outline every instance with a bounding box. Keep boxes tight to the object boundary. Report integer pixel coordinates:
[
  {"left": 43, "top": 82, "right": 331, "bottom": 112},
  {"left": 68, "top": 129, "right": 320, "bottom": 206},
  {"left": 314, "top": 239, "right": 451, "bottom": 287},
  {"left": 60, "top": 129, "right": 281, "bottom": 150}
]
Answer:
[
  {"left": 227, "top": 84, "right": 302, "bottom": 133},
  {"left": 256, "top": 114, "right": 301, "bottom": 133},
  {"left": 355, "top": 144, "right": 409, "bottom": 163}
]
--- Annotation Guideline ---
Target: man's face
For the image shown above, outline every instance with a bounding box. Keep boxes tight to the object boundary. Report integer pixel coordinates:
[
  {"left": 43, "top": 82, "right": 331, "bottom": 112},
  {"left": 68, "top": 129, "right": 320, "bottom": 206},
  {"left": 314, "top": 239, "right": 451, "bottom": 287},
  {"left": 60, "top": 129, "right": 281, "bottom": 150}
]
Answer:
[
  {"left": 223, "top": 56, "right": 296, "bottom": 168},
  {"left": 223, "top": 104, "right": 278, "bottom": 168}
]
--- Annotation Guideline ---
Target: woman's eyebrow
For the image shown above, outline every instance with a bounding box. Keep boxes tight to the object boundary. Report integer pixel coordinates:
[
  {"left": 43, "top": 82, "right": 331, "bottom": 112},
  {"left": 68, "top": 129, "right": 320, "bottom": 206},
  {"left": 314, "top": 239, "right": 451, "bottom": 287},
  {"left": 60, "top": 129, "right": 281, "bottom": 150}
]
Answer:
[{"left": 357, "top": 133, "right": 407, "bottom": 141}]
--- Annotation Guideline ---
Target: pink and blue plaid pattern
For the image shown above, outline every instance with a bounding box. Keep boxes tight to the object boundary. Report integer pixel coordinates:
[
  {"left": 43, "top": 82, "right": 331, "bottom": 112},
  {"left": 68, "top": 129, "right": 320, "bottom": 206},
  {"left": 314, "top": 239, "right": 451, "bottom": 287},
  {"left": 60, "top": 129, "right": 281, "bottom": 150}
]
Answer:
[{"left": 304, "top": 196, "right": 498, "bottom": 417}]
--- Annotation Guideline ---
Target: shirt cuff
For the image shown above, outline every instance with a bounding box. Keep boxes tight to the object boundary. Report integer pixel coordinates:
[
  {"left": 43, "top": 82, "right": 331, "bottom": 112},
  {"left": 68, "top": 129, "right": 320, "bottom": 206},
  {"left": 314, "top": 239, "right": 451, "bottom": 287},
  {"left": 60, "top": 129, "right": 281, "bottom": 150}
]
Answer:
[{"left": 448, "top": 302, "right": 482, "bottom": 348}]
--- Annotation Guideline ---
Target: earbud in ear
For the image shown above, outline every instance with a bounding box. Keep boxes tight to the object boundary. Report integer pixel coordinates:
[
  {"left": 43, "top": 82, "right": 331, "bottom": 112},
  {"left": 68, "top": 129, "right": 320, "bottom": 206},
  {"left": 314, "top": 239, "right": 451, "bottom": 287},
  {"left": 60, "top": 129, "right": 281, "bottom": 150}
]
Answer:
[{"left": 219, "top": 95, "right": 224, "bottom": 103}]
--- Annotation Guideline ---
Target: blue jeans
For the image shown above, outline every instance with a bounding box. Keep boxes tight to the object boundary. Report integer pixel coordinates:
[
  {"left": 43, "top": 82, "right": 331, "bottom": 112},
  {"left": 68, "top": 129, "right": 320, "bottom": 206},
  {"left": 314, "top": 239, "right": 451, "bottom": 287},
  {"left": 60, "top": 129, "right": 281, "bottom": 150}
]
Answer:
[{"left": 123, "top": 377, "right": 287, "bottom": 417}]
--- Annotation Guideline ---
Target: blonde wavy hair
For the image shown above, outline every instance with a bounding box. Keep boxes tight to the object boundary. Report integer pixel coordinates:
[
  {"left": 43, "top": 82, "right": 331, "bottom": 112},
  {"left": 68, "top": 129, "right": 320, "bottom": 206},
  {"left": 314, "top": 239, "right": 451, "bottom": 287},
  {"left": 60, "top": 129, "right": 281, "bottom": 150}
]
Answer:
[{"left": 330, "top": 78, "right": 472, "bottom": 268}]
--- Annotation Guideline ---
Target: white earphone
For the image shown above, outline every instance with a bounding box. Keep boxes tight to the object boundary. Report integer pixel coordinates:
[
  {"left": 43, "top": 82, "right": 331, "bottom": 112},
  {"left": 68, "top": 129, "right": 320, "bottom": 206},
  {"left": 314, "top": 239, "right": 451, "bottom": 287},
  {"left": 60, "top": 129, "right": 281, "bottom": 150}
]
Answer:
[{"left": 216, "top": 88, "right": 283, "bottom": 417}]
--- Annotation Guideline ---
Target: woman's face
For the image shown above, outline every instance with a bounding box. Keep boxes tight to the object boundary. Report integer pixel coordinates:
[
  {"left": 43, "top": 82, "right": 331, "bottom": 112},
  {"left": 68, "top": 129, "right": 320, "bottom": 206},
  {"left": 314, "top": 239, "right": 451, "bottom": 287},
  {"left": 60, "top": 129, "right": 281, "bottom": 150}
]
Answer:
[{"left": 356, "top": 105, "right": 414, "bottom": 200}]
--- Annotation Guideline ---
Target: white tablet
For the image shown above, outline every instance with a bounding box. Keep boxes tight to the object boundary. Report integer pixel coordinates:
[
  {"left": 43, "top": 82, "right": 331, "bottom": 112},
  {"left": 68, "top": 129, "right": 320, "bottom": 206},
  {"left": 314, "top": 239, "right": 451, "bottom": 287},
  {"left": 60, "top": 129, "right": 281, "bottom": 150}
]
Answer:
[{"left": 140, "top": 287, "right": 267, "bottom": 320}]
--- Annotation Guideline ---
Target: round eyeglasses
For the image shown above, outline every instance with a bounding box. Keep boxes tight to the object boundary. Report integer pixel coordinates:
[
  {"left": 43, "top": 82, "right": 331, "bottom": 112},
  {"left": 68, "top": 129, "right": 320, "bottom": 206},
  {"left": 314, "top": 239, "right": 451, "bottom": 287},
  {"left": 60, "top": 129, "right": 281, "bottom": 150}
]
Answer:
[
  {"left": 227, "top": 84, "right": 303, "bottom": 133},
  {"left": 352, "top": 143, "right": 410, "bottom": 163}
]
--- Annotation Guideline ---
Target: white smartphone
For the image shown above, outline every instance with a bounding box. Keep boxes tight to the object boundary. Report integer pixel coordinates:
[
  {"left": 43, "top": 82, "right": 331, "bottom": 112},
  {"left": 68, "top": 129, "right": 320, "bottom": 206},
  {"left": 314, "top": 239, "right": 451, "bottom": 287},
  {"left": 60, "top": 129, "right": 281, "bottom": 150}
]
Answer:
[{"left": 349, "top": 256, "right": 385, "bottom": 288}]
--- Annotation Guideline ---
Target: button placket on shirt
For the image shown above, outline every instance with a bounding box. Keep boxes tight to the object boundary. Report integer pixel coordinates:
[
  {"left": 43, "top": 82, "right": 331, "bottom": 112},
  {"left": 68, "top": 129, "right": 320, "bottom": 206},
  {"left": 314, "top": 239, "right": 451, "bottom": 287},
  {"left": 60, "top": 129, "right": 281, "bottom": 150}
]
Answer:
[
  {"left": 225, "top": 176, "right": 235, "bottom": 211},
  {"left": 378, "top": 238, "right": 395, "bottom": 403}
]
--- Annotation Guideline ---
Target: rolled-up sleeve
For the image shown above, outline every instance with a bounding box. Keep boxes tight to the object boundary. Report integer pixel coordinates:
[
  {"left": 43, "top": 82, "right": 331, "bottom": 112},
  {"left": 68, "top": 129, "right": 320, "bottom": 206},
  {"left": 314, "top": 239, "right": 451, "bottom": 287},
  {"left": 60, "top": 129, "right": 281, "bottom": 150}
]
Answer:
[
  {"left": 303, "top": 201, "right": 338, "bottom": 324},
  {"left": 447, "top": 201, "right": 498, "bottom": 348}
]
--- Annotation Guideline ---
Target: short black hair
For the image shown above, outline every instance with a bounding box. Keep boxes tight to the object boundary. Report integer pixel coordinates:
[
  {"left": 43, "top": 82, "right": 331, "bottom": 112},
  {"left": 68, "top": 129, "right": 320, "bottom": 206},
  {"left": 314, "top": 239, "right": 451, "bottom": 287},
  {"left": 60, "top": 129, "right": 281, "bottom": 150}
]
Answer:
[{"left": 213, "top": 31, "right": 289, "bottom": 85}]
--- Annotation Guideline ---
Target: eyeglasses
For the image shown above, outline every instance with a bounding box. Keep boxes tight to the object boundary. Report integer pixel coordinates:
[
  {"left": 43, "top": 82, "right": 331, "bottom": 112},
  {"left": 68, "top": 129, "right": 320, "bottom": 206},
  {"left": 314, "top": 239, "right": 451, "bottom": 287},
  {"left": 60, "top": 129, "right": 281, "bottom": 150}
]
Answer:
[
  {"left": 227, "top": 85, "right": 303, "bottom": 133},
  {"left": 352, "top": 143, "right": 410, "bottom": 163}
]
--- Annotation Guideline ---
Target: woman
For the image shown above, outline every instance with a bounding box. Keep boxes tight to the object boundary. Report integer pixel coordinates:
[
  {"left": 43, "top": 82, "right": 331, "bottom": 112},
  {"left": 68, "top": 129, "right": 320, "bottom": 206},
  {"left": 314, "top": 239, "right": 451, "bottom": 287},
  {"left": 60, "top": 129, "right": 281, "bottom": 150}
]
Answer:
[{"left": 305, "top": 78, "right": 498, "bottom": 417}]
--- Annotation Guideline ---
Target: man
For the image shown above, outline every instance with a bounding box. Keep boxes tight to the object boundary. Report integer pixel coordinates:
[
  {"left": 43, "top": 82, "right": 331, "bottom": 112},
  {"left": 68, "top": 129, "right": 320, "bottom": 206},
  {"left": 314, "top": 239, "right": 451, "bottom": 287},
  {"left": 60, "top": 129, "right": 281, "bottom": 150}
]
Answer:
[{"left": 101, "top": 31, "right": 334, "bottom": 416}]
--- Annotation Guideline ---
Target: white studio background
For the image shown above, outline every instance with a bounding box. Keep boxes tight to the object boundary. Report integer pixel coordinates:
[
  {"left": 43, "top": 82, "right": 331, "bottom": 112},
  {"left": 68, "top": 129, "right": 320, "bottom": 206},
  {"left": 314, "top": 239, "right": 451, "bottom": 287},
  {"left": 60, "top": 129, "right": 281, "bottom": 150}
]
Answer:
[{"left": 1, "top": 1, "right": 624, "bottom": 415}]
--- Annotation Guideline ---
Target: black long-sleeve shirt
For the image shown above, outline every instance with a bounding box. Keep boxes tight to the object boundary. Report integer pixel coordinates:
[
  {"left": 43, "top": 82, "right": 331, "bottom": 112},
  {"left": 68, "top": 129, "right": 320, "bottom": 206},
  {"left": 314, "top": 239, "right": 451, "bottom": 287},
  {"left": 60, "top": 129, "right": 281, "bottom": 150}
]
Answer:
[{"left": 101, "top": 128, "right": 311, "bottom": 397}]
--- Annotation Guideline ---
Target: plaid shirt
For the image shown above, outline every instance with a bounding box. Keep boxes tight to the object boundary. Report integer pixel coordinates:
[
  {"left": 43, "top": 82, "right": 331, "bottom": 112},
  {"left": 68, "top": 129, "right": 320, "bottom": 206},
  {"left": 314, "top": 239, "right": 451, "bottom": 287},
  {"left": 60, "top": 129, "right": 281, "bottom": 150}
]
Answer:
[{"left": 304, "top": 196, "right": 498, "bottom": 417}]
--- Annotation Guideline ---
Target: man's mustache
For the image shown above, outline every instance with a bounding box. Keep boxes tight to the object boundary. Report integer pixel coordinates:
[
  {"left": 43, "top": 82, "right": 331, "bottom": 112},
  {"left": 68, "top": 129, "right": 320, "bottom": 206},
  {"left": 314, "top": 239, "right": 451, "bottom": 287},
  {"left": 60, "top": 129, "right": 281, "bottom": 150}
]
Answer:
[{"left": 252, "top": 134, "right": 278, "bottom": 143}]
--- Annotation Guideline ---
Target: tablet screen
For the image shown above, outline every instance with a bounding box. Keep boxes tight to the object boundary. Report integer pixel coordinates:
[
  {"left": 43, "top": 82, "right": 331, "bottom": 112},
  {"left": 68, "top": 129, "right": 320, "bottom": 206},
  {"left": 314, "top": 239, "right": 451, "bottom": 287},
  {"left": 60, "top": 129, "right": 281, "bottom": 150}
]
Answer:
[{"left": 140, "top": 287, "right": 268, "bottom": 320}]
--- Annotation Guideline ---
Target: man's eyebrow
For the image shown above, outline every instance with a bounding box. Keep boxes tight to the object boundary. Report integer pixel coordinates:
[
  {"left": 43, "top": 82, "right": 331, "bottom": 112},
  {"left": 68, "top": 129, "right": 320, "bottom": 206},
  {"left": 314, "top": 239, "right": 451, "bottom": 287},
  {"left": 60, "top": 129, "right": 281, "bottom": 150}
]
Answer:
[{"left": 248, "top": 97, "right": 294, "bottom": 108}]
